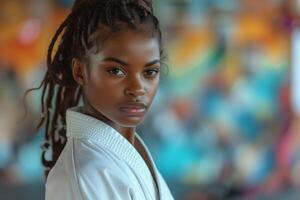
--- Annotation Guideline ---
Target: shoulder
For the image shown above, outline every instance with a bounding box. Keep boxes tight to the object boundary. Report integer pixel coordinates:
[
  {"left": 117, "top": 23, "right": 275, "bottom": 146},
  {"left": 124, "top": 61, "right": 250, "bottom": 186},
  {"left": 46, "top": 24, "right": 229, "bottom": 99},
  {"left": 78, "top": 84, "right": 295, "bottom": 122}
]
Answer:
[
  {"left": 71, "top": 138, "right": 128, "bottom": 175},
  {"left": 46, "top": 138, "right": 134, "bottom": 200},
  {"left": 73, "top": 139, "right": 135, "bottom": 199},
  {"left": 52, "top": 138, "right": 130, "bottom": 180}
]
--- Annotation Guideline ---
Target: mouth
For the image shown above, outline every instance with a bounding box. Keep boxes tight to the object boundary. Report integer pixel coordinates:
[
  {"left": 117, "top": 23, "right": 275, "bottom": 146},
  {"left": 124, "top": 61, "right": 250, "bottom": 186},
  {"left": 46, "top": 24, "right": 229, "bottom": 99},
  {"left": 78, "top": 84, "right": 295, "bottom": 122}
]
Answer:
[{"left": 119, "top": 102, "right": 147, "bottom": 116}]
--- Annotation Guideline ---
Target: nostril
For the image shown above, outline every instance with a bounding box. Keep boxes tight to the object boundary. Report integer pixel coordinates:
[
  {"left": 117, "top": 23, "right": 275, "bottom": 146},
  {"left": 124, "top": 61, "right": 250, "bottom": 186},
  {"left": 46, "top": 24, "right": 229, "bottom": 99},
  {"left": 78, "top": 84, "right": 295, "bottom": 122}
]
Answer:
[{"left": 125, "top": 88, "right": 146, "bottom": 97}]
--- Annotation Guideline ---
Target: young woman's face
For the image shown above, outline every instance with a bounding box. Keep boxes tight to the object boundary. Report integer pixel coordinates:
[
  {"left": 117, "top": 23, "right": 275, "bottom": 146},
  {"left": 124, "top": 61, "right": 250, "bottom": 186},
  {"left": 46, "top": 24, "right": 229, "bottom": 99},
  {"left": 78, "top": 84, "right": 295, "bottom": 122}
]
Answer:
[{"left": 76, "top": 28, "right": 161, "bottom": 129}]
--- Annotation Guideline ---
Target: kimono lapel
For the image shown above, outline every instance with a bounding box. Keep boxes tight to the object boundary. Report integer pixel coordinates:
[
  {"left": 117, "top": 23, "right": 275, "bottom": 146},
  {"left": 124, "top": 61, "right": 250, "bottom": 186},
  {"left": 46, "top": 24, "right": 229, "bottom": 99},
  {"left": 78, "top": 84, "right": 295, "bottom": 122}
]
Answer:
[{"left": 66, "top": 106, "right": 158, "bottom": 199}]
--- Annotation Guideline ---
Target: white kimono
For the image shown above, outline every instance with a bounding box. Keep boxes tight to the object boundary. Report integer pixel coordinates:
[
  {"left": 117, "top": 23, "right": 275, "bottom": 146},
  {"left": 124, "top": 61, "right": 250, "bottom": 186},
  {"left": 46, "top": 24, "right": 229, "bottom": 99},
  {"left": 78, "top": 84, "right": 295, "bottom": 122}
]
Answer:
[{"left": 45, "top": 106, "right": 174, "bottom": 200}]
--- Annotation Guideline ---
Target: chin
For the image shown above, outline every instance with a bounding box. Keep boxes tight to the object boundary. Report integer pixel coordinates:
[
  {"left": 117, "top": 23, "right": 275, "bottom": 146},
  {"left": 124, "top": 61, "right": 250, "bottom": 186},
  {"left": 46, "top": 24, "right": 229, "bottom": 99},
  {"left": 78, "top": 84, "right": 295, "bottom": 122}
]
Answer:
[{"left": 117, "top": 116, "right": 145, "bottom": 128}]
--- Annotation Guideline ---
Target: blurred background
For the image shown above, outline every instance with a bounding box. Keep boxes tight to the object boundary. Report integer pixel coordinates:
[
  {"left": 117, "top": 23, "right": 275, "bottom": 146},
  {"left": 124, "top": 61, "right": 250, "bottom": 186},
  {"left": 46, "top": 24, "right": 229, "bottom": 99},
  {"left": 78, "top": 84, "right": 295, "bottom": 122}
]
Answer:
[{"left": 1, "top": 0, "right": 300, "bottom": 199}]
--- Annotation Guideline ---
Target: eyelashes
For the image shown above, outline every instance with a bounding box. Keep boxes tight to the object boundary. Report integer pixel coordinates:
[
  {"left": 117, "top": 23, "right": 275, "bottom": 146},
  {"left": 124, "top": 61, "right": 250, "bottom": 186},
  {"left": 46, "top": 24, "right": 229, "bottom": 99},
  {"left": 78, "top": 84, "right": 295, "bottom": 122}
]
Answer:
[
  {"left": 144, "top": 69, "right": 160, "bottom": 77},
  {"left": 106, "top": 67, "right": 160, "bottom": 77},
  {"left": 107, "top": 68, "right": 126, "bottom": 76}
]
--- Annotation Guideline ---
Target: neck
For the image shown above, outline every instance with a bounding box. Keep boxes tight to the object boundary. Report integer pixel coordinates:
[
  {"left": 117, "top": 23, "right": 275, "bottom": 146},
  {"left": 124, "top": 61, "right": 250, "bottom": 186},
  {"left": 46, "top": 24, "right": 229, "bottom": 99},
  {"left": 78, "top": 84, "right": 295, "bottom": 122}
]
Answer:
[{"left": 81, "top": 102, "right": 136, "bottom": 145}]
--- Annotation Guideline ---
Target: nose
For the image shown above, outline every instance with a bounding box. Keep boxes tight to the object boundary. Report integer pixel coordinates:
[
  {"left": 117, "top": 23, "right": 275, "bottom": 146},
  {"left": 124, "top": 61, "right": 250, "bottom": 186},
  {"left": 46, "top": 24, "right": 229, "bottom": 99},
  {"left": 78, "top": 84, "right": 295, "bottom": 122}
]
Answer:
[{"left": 124, "top": 75, "right": 146, "bottom": 98}]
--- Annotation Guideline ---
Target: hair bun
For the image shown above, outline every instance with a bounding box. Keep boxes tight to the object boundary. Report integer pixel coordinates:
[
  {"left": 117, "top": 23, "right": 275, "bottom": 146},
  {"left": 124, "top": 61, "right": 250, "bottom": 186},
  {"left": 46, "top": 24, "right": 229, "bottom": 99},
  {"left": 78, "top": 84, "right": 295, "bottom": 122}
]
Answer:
[
  {"left": 72, "top": 0, "right": 154, "bottom": 15},
  {"left": 138, "top": 0, "right": 153, "bottom": 13},
  {"left": 121, "top": 0, "right": 153, "bottom": 13}
]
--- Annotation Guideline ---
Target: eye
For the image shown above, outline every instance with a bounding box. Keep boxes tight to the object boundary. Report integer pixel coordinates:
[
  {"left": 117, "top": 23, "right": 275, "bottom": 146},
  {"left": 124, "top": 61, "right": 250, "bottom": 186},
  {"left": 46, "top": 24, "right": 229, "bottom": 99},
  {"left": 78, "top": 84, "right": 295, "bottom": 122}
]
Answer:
[
  {"left": 144, "top": 68, "right": 160, "bottom": 77},
  {"left": 107, "top": 67, "right": 126, "bottom": 77}
]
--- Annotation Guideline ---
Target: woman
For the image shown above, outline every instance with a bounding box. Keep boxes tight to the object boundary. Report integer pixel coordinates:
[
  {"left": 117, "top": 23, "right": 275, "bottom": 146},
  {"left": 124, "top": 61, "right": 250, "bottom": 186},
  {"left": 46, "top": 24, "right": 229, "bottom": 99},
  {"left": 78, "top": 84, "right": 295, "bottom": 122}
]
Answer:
[{"left": 26, "top": 0, "right": 174, "bottom": 199}]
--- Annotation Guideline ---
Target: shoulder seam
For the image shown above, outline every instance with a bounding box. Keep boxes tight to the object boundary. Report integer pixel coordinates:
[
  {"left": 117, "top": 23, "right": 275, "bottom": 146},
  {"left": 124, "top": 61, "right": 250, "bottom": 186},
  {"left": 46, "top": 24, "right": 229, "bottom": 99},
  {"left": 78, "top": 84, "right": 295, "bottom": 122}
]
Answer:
[{"left": 70, "top": 138, "right": 85, "bottom": 200}]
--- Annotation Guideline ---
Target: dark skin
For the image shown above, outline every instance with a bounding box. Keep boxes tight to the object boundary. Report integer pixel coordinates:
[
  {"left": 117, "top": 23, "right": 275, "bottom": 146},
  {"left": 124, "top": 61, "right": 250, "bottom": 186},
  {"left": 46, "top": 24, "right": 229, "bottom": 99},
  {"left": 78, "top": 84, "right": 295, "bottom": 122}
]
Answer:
[{"left": 71, "top": 27, "right": 161, "bottom": 145}]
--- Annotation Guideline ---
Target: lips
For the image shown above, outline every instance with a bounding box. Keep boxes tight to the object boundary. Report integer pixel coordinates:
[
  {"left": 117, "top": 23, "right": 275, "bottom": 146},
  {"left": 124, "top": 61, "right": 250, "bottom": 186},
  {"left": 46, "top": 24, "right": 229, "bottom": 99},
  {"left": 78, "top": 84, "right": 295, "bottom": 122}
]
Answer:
[{"left": 119, "top": 102, "right": 147, "bottom": 116}]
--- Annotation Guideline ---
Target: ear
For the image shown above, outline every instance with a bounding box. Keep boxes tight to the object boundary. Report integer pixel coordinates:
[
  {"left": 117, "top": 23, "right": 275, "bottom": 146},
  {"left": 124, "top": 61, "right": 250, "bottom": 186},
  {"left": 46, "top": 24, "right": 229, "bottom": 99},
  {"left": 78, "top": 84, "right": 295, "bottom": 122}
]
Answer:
[{"left": 72, "top": 58, "right": 85, "bottom": 86}]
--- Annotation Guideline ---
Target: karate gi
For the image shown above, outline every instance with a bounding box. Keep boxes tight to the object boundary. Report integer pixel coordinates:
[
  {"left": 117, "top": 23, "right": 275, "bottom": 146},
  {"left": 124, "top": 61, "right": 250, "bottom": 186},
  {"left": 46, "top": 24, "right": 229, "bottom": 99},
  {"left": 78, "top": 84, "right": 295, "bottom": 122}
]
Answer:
[{"left": 45, "top": 106, "right": 174, "bottom": 200}]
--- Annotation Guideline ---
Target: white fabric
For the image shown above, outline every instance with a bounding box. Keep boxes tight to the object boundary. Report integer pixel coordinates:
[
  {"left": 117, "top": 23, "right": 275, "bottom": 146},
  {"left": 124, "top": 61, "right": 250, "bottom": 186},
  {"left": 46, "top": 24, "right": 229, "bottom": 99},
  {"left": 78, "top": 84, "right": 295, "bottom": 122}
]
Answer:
[
  {"left": 45, "top": 106, "right": 174, "bottom": 200},
  {"left": 291, "top": 28, "right": 300, "bottom": 116}
]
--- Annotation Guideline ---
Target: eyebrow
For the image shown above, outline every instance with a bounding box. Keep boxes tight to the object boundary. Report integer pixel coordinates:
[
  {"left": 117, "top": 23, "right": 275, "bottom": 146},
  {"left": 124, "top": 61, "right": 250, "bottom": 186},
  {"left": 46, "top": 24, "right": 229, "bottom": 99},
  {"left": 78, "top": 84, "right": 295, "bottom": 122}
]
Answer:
[{"left": 101, "top": 57, "right": 161, "bottom": 67}]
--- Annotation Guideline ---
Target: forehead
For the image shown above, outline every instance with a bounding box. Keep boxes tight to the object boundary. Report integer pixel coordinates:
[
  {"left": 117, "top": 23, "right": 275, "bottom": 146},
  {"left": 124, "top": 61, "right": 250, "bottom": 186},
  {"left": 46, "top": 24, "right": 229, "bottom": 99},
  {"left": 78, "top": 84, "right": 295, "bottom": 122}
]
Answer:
[{"left": 88, "top": 27, "right": 160, "bottom": 60}]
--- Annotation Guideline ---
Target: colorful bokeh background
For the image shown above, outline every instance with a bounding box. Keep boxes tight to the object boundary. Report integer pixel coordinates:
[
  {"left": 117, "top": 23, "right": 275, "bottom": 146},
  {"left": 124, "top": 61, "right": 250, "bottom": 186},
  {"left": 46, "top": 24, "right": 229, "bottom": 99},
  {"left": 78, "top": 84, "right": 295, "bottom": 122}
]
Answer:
[{"left": 1, "top": 0, "right": 300, "bottom": 199}]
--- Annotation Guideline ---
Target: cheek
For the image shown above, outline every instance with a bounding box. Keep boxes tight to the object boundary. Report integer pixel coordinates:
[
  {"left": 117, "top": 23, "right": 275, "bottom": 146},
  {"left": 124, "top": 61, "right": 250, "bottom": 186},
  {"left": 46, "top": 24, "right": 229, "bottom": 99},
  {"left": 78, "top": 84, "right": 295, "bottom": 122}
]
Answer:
[
  {"left": 85, "top": 72, "right": 123, "bottom": 105},
  {"left": 86, "top": 68, "right": 108, "bottom": 92},
  {"left": 146, "top": 79, "right": 159, "bottom": 98}
]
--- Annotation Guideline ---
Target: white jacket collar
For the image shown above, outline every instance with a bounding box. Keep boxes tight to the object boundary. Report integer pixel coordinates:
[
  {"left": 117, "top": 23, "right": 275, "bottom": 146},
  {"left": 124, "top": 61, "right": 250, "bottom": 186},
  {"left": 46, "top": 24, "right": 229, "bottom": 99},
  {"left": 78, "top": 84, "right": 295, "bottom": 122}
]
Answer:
[{"left": 65, "top": 106, "right": 160, "bottom": 198}]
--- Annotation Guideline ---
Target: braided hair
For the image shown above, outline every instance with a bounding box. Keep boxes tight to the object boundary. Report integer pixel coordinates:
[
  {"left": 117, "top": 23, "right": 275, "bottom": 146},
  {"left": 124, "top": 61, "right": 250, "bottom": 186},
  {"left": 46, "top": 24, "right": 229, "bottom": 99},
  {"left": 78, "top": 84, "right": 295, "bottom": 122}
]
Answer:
[{"left": 24, "top": 0, "right": 165, "bottom": 177}]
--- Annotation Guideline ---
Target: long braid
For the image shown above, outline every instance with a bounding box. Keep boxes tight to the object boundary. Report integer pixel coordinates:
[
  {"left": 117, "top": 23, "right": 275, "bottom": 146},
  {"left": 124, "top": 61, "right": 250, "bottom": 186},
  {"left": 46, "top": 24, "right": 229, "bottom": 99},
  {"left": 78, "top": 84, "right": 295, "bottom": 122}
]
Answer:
[{"left": 23, "top": 0, "right": 165, "bottom": 178}]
